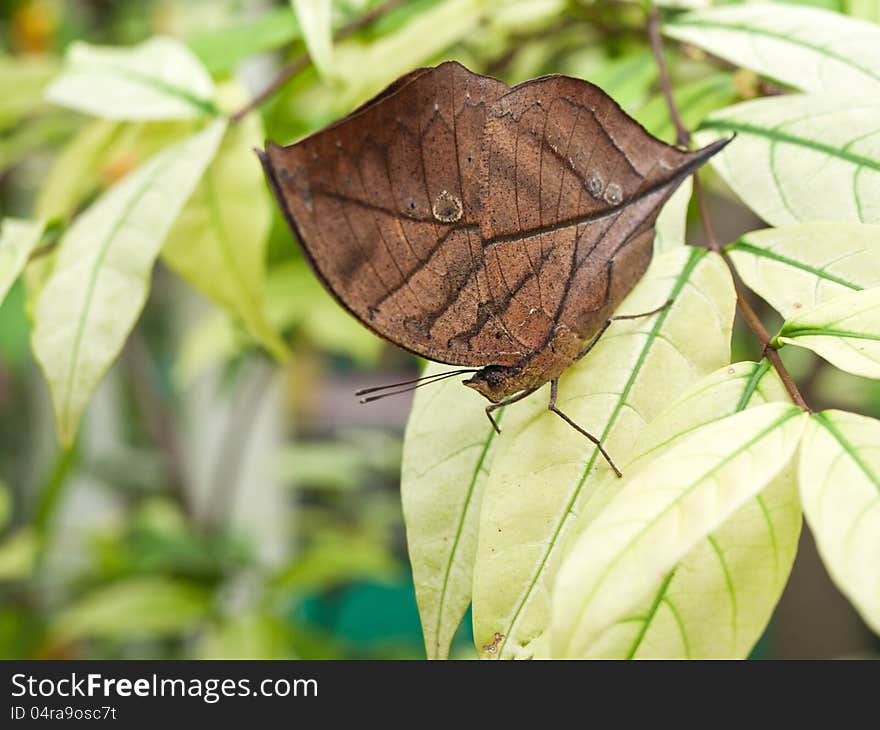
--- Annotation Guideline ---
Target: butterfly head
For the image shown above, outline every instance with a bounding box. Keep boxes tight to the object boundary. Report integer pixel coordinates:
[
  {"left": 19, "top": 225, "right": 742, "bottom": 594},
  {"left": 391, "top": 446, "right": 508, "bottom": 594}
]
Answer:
[{"left": 463, "top": 365, "right": 521, "bottom": 403}]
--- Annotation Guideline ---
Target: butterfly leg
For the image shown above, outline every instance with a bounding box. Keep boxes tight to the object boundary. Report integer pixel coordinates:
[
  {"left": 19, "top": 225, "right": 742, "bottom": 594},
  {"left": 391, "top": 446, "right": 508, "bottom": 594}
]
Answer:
[
  {"left": 484, "top": 387, "right": 539, "bottom": 435},
  {"left": 576, "top": 299, "right": 674, "bottom": 362},
  {"left": 548, "top": 378, "right": 622, "bottom": 478}
]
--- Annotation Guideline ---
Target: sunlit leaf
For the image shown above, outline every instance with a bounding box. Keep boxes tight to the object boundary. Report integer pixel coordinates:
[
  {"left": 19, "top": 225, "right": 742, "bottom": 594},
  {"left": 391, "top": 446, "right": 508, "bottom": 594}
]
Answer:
[
  {"left": 402, "top": 363, "right": 507, "bottom": 660},
  {"left": 291, "top": 0, "right": 334, "bottom": 78},
  {"left": 51, "top": 576, "right": 211, "bottom": 641},
  {"left": 570, "top": 360, "right": 800, "bottom": 658},
  {"left": 727, "top": 223, "right": 880, "bottom": 319},
  {"left": 32, "top": 120, "right": 226, "bottom": 446},
  {"left": 45, "top": 37, "right": 217, "bottom": 120},
  {"left": 552, "top": 403, "right": 806, "bottom": 658},
  {"left": 37, "top": 119, "right": 195, "bottom": 222},
  {"left": 665, "top": 3, "right": 880, "bottom": 95},
  {"left": 775, "top": 287, "right": 880, "bottom": 379},
  {"left": 471, "top": 247, "right": 736, "bottom": 659},
  {"left": 163, "top": 97, "right": 287, "bottom": 362},
  {"left": 653, "top": 177, "right": 692, "bottom": 255},
  {"left": 0, "top": 218, "right": 45, "bottom": 307},
  {"left": 799, "top": 410, "right": 880, "bottom": 634},
  {"left": 695, "top": 95, "right": 880, "bottom": 225}
]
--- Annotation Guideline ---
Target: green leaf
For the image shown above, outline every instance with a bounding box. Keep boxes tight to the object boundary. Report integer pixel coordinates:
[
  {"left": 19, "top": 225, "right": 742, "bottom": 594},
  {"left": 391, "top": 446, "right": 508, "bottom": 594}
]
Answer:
[
  {"left": 401, "top": 363, "right": 505, "bottom": 660},
  {"left": 162, "top": 100, "right": 288, "bottom": 362},
  {"left": 776, "top": 286, "right": 880, "bottom": 378},
  {"left": 0, "top": 218, "right": 45, "bottom": 307},
  {"left": 846, "top": 0, "right": 880, "bottom": 23},
  {"left": 329, "top": 0, "right": 489, "bottom": 111},
  {"left": 727, "top": 223, "right": 880, "bottom": 319},
  {"left": 653, "top": 177, "right": 692, "bottom": 255},
  {"left": 665, "top": 3, "right": 880, "bottom": 95},
  {"left": 188, "top": 6, "right": 300, "bottom": 76},
  {"left": 551, "top": 402, "right": 806, "bottom": 658},
  {"left": 0, "top": 529, "right": 38, "bottom": 580},
  {"left": 638, "top": 74, "right": 736, "bottom": 146},
  {"left": 198, "top": 612, "right": 290, "bottom": 660},
  {"left": 471, "top": 247, "right": 736, "bottom": 659},
  {"left": 695, "top": 94, "right": 880, "bottom": 225},
  {"left": 570, "top": 360, "right": 801, "bottom": 658},
  {"left": 799, "top": 410, "right": 880, "bottom": 635},
  {"left": 0, "top": 111, "right": 77, "bottom": 173},
  {"left": 32, "top": 120, "right": 226, "bottom": 446},
  {"left": 0, "top": 54, "right": 58, "bottom": 131},
  {"left": 37, "top": 119, "right": 195, "bottom": 222},
  {"left": 291, "top": 0, "right": 334, "bottom": 78},
  {"left": 51, "top": 576, "right": 211, "bottom": 641},
  {"left": 45, "top": 37, "right": 217, "bottom": 120}
]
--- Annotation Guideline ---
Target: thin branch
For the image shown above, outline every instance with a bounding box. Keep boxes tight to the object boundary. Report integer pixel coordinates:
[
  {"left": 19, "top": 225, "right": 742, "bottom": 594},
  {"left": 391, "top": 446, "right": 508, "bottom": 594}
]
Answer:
[
  {"left": 231, "top": 0, "right": 408, "bottom": 123},
  {"left": 646, "top": 7, "right": 810, "bottom": 412}
]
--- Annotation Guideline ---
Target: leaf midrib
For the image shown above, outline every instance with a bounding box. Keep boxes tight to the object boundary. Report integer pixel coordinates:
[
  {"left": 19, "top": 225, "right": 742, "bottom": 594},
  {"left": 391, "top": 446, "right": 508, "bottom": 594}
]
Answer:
[
  {"left": 60, "top": 154, "right": 178, "bottom": 434},
  {"left": 560, "top": 407, "right": 800, "bottom": 655},
  {"left": 699, "top": 119, "right": 880, "bottom": 173},
  {"left": 781, "top": 326, "right": 880, "bottom": 342},
  {"left": 432, "top": 411, "right": 501, "bottom": 659},
  {"left": 667, "top": 17, "right": 880, "bottom": 89},
  {"left": 727, "top": 241, "right": 865, "bottom": 292},
  {"left": 101, "top": 64, "right": 217, "bottom": 115},
  {"left": 496, "top": 248, "right": 706, "bottom": 657}
]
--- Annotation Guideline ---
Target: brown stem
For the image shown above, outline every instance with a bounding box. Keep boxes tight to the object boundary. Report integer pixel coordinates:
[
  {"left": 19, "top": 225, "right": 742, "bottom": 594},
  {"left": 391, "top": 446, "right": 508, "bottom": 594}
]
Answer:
[
  {"left": 646, "top": 7, "right": 810, "bottom": 412},
  {"left": 231, "top": 0, "right": 408, "bottom": 123}
]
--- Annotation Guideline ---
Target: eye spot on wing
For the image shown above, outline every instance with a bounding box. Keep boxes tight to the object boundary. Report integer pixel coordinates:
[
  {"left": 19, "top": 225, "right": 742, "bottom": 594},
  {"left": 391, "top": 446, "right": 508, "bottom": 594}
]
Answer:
[
  {"left": 604, "top": 182, "right": 623, "bottom": 205},
  {"left": 432, "top": 190, "right": 463, "bottom": 223}
]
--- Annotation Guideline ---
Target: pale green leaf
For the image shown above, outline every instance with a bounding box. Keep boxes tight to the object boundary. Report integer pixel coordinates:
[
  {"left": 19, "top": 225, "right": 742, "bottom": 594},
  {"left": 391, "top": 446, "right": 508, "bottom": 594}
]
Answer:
[
  {"left": 665, "top": 3, "right": 880, "bottom": 95},
  {"left": 173, "top": 260, "right": 384, "bottom": 387},
  {"left": 188, "top": 6, "right": 300, "bottom": 76},
  {"left": 552, "top": 403, "right": 807, "bottom": 659},
  {"left": 653, "top": 177, "right": 692, "bottom": 254},
  {"left": 37, "top": 119, "right": 195, "bottom": 222},
  {"left": 573, "top": 360, "right": 801, "bottom": 658},
  {"left": 799, "top": 409, "right": 880, "bottom": 635},
  {"left": 45, "top": 37, "right": 217, "bottom": 120},
  {"left": 695, "top": 95, "right": 880, "bottom": 225},
  {"left": 291, "top": 0, "right": 334, "bottom": 78},
  {"left": 329, "top": 0, "right": 489, "bottom": 112},
  {"left": 471, "top": 247, "right": 736, "bottom": 659},
  {"left": 727, "top": 223, "right": 880, "bottom": 319},
  {"left": 0, "top": 528, "right": 38, "bottom": 580},
  {"left": 776, "top": 286, "right": 880, "bottom": 379},
  {"left": 0, "top": 54, "right": 58, "bottom": 131},
  {"left": 163, "top": 100, "right": 287, "bottom": 362},
  {"left": 401, "top": 363, "right": 504, "bottom": 660},
  {"left": 52, "top": 576, "right": 211, "bottom": 641},
  {"left": 0, "top": 218, "right": 45, "bottom": 306},
  {"left": 846, "top": 0, "right": 880, "bottom": 23},
  {"left": 32, "top": 120, "right": 226, "bottom": 446}
]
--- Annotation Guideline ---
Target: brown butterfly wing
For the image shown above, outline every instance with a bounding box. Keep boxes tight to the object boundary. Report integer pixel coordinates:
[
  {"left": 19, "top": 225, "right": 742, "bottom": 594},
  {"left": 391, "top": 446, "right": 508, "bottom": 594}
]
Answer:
[
  {"left": 475, "top": 75, "right": 727, "bottom": 353},
  {"left": 262, "top": 61, "right": 519, "bottom": 367}
]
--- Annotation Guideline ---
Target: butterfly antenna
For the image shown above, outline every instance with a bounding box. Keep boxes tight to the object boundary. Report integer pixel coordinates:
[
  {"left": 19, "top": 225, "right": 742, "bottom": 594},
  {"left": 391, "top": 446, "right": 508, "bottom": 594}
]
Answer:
[{"left": 356, "top": 368, "right": 479, "bottom": 403}]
